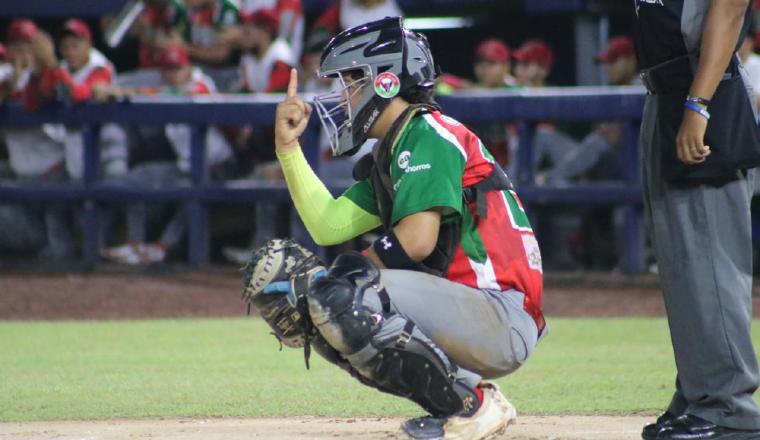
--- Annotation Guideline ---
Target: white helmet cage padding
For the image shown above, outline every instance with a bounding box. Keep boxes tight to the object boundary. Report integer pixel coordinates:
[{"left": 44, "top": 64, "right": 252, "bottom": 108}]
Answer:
[{"left": 314, "top": 16, "right": 437, "bottom": 157}]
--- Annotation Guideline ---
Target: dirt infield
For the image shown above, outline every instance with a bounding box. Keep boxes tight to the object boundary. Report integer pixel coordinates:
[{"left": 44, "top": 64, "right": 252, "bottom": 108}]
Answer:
[
  {"left": 0, "top": 266, "right": 675, "bottom": 319},
  {"left": 0, "top": 416, "right": 652, "bottom": 440}
]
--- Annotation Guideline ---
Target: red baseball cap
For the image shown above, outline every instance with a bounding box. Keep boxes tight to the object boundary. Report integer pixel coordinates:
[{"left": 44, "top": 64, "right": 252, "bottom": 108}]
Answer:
[
  {"left": 159, "top": 45, "right": 190, "bottom": 68},
  {"left": 61, "top": 18, "right": 92, "bottom": 41},
  {"left": 514, "top": 39, "right": 554, "bottom": 69},
  {"left": 595, "top": 36, "right": 634, "bottom": 63},
  {"left": 240, "top": 8, "right": 280, "bottom": 35},
  {"left": 7, "top": 18, "right": 39, "bottom": 41},
  {"left": 475, "top": 38, "right": 510, "bottom": 63}
]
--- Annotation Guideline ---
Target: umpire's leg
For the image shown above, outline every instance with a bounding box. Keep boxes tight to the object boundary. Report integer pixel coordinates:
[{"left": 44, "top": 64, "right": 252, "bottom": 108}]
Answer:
[{"left": 642, "top": 98, "right": 760, "bottom": 430}]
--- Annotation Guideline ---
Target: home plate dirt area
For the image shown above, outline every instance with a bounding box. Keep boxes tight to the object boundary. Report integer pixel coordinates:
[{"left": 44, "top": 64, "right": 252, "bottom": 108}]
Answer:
[{"left": 0, "top": 415, "right": 652, "bottom": 440}]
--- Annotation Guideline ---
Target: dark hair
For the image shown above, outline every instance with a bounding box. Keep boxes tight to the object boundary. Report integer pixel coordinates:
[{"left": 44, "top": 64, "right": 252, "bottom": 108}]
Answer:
[{"left": 399, "top": 85, "right": 439, "bottom": 107}]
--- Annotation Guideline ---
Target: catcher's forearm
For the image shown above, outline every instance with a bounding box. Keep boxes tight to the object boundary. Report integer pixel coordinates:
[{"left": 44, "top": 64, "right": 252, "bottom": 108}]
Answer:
[{"left": 276, "top": 146, "right": 381, "bottom": 245}]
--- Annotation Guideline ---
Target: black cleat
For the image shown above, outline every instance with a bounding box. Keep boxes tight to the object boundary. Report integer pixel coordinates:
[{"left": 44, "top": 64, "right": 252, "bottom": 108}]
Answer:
[
  {"left": 656, "top": 415, "right": 760, "bottom": 440},
  {"left": 643, "top": 411, "right": 679, "bottom": 440},
  {"left": 402, "top": 416, "right": 446, "bottom": 440}
]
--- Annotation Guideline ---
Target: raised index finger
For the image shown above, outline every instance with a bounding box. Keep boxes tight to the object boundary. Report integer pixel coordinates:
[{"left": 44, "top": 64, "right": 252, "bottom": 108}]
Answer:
[{"left": 287, "top": 68, "right": 298, "bottom": 98}]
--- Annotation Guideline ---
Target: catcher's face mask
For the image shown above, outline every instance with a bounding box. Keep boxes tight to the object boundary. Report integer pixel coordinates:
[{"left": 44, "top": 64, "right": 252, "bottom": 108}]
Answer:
[{"left": 313, "top": 69, "right": 371, "bottom": 157}]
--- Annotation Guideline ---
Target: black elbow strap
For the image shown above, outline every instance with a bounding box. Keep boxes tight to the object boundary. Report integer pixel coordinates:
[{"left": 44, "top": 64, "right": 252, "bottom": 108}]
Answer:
[{"left": 372, "top": 230, "right": 418, "bottom": 270}]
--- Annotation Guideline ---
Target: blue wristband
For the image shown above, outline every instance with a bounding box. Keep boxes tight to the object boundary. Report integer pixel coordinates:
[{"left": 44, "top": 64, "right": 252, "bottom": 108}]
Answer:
[
  {"left": 684, "top": 101, "right": 710, "bottom": 120},
  {"left": 686, "top": 95, "right": 711, "bottom": 107}
]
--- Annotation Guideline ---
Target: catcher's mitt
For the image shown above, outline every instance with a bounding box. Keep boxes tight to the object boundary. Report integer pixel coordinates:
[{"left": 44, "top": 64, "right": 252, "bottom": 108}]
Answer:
[{"left": 242, "top": 238, "right": 325, "bottom": 349}]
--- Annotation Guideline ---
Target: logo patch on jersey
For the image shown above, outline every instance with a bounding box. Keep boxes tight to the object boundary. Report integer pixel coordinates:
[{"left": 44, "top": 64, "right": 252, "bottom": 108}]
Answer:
[
  {"left": 405, "top": 163, "right": 431, "bottom": 173},
  {"left": 521, "top": 233, "right": 543, "bottom": 273},
  {"left": 398, "top": 151, "right": 411, "bottom": 169},
  {"left": 374, "top": 72, "right": 400, "bottom": 99}
]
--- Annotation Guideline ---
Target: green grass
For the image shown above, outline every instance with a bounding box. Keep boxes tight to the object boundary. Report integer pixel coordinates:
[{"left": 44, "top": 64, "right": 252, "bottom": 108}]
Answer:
[{"left": 0, "top": 317, "right": 735, "bottom": 422}]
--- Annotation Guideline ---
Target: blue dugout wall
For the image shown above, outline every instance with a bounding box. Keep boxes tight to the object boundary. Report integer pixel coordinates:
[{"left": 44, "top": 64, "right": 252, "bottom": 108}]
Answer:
[{"left": 0, "top": 87, "right": 647, "bottom": 271}]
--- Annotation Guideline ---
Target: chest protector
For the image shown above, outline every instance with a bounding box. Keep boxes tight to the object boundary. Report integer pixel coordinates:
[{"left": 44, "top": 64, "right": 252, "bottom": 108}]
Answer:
[{"left": 352, "top": 104, "right": 513, "bottom": 277}]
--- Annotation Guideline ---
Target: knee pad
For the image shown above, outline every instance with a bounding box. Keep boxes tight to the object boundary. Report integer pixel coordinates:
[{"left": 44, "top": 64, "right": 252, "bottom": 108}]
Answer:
[
  {"left": 347, "top": 316, "right": 479, "bottom": 417},
  {"left": 307, "top": 252, "right": 384, "bottom": 354},
  {"left": 307, "top": 252, "right": 478, "bottom": 418}
]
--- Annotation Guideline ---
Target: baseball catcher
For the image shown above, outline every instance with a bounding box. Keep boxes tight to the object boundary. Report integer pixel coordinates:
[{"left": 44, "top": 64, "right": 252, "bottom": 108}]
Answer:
[{"left": 242, "top": 17, "right": 545, "bottom": 440}]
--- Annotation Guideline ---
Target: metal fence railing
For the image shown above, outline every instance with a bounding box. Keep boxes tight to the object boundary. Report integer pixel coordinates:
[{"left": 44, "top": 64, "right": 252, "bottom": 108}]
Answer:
[{"left": 0, "top": 87, "right": 648, "bottom": 271}]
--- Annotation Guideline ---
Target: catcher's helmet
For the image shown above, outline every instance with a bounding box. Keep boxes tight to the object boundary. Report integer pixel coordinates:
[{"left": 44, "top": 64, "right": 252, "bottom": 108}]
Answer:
[{"left": 314, "top": 17, "right": 437, "bottom": 156}]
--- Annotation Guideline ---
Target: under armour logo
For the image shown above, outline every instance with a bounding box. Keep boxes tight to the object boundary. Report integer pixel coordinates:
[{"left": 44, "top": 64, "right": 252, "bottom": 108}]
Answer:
[{"left": 381, "top": 236, "right": 392, "bottom": 250}]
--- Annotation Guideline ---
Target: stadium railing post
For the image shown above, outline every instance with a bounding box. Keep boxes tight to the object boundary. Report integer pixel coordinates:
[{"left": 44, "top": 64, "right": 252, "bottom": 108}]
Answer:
[
  {"left": 620, "top": 120, "right": 645, "bottom": 274},
  {"left": 517, "top": 121, "right": 536, "bottom": 185},
  {"left": 188, "top": 124, "right": 209, "bottom": 265},
  {"left": 82, "top": 124, "right": 102, "bottom": 265}
]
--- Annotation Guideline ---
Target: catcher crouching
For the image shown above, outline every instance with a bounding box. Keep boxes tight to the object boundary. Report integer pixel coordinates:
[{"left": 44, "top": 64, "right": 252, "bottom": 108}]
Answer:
[{"left": 242, "top": 17, "right": 546, "bottom": 440}]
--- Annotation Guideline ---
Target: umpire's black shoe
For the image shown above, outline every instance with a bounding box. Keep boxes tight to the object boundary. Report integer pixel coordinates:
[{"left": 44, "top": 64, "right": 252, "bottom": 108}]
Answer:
[
  {"left": 656, "top": 415, "right": 760, "bottom": 439},
  {"left": 643, "top": 411, "right": 679, "bottom": 440}
]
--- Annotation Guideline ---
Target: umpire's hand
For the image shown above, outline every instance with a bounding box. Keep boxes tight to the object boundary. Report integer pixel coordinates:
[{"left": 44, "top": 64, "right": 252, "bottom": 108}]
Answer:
[
  {"left": 275, "top": 68, "right": 312, "bottom": 153},
  {"left": 676, "top": 109, "right": 711, "bottom": 165}
]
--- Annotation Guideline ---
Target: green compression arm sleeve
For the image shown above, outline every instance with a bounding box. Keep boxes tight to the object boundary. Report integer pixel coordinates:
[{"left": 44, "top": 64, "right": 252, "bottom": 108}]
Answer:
[{"left": 276, "top": 146, "right": 382, "bottom": 246}]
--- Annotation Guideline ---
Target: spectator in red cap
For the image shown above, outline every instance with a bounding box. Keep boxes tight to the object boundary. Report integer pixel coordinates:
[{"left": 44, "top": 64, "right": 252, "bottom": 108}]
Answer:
[
  {"left": 470, "top": 38, "right": 517, "bottom": 167},
  {"left": 103, "top": 44, "right": 233, "bottom": 265},
  {"left": 53, "top": 19, "right": 129, "bottom": 181},
  {"left": 514, "top": 39, "right": 554, "bottom": 87},
  {"left": 0, "top": 19, "right": 74, "bottom": 260},
  {"left": 180, "top": 0, "right": 239, "bottom": 66},
  {"left": 133, "top": 0, "right": 189, "bottom": 69},
  {"left": 595, "top": 35, "right": 638, "bottom": 86},
  {"left": 237, "top": 8, "right": 294, "bottom": 93},
  {"left": 43, "top": 19, "right": 116, "bottom": 104},
  {"left": 7, "top": 18, "right": 40, "bottom": 41},
  {"left": 4, "top": 19, "right": 42, "bottom": 109},
  {"left": 238, "top": 0, "right": 304, "bottom": 60},
  {"left": 474, "top": 38, "right": 517, "bottom": 88}
]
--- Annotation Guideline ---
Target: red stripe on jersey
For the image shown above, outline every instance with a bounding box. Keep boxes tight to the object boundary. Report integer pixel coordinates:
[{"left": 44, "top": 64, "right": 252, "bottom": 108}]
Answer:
[
  {"left": 478, "top": 191, "right": 543, "bottom": 316},
  {"left": 447, "top": 244, "right": 479, "bottom": 289},
  {"left": 427, "top": 112, "right": 493, "bottom": 187},
  {"left": 423, "top": 111, "right": 543, "bottom": 323}
]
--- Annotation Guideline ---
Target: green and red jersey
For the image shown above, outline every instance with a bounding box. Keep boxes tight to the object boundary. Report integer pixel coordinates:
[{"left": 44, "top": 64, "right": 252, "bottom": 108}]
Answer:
[{"left": 343, "top": 111, "right": 544, "bottom": 325}]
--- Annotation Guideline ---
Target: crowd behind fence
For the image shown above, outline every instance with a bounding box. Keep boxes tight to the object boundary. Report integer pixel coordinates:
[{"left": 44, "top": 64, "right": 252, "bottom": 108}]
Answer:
[{"left": 0, "top": 87, "right": 649, "bottom": 272}]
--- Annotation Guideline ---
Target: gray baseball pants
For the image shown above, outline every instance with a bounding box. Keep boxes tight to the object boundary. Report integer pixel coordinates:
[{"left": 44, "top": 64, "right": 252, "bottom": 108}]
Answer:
[
  {"left": 379, "top": 270, "right": 541, "bottom": 383},
  {"left": 640, "top": 92, "right": 760, "bottom": 430}
]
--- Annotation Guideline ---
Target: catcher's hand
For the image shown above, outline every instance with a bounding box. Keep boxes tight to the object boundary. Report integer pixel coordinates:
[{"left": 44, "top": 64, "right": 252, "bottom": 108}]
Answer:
[{"left": 242, "top": 238, "right": 325, "bottom": 348}]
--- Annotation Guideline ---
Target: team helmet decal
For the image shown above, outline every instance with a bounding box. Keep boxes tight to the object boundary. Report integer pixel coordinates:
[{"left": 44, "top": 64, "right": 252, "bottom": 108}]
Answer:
[{"left": 374, "top": 72, "right": 401, "bottom": 99}]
